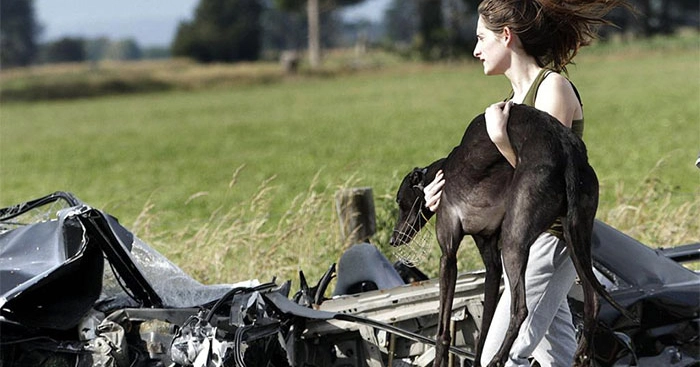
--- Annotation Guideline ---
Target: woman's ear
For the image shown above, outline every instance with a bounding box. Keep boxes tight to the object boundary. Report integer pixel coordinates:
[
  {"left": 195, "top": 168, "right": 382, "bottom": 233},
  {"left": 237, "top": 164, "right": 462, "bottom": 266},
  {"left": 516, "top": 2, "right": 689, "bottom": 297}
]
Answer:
[{"left": 502, "top": 26, "right": 513, "bottom": 46}]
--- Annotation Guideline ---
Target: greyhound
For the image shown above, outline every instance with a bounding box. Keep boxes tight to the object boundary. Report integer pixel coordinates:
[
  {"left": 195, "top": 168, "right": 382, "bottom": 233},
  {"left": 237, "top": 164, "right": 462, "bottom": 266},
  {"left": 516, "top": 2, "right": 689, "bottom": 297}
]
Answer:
[{"left": 390, "top": 104, "right": 636, "bottom": 367}]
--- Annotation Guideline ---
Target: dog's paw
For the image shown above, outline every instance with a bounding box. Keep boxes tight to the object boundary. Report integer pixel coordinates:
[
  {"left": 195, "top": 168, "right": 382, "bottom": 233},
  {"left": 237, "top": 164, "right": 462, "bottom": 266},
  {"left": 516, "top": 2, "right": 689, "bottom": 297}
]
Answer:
[{"left": 573, "top": 353, "right": 594, "bottom": 367}]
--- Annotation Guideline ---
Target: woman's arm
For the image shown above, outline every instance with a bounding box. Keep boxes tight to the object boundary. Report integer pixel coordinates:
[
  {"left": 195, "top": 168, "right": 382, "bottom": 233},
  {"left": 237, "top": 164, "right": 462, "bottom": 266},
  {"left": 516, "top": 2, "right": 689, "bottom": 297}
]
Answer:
[
  {"left": 485, "top": 101, "right": 517, "bottom": 167},
  {"left": 424, "top": 101, "right": 518, "bottom": 210}
]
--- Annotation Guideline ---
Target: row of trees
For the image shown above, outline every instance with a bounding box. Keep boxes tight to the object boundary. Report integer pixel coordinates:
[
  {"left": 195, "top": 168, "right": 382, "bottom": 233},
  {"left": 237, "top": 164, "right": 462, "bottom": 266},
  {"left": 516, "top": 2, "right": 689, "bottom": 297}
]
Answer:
[
  {"left": 2, "top": 0, "right": 698, "bottom": 69},
  {"left": 39, "top": 37, "right": 168, "bottom": 64}
]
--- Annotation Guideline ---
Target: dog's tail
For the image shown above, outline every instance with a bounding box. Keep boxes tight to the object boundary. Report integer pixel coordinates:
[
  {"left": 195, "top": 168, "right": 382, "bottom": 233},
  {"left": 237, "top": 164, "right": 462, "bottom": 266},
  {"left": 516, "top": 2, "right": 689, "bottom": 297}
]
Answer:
[{"left": 563, "top": 148, "right": 639, "bottom": 323}]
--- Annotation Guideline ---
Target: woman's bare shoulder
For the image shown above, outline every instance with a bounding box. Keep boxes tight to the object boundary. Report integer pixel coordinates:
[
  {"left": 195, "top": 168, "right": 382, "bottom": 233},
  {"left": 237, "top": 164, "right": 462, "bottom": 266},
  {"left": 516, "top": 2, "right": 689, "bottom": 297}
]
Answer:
[{"left": 535, "top": 72, "right": 581, "bottom": 126}]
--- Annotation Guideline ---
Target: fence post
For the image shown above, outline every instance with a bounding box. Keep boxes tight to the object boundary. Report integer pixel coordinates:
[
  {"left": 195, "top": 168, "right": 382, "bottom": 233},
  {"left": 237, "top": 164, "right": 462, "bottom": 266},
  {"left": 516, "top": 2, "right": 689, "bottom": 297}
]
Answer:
[{"left": 335, "top": 187, "right": 376, "bottom": 244}]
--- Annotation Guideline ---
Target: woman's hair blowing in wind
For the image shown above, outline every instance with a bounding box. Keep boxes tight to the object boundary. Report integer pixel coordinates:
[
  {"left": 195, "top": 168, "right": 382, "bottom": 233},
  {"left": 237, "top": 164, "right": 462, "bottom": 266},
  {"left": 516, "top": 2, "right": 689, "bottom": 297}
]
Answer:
[{"left": 478, "top": 0, "right": 630, "bottom": 72}]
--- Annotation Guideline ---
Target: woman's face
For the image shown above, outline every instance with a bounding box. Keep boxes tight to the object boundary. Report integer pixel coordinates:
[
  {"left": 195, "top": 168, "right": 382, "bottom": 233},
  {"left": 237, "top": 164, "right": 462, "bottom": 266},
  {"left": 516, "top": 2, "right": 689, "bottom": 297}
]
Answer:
[{"left": 473, "top": 15, "right": 509, "bottom": 75}]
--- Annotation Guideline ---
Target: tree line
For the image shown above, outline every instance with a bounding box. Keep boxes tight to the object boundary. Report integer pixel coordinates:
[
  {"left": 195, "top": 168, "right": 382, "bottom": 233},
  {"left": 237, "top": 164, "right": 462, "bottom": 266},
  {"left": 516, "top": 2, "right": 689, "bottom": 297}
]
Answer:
[{"left": 2, "top": 0, "right": 697, "bottom": 69}]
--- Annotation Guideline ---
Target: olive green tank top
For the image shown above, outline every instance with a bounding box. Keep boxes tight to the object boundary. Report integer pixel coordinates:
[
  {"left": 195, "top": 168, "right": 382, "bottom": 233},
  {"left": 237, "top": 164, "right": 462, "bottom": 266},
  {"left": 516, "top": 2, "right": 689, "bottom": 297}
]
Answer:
[
  {"left": 509, "top": 68, "right": 584, "bottom": 136},
  {"left": 514, "top": 68, "right": 585, "bottom": 238}
]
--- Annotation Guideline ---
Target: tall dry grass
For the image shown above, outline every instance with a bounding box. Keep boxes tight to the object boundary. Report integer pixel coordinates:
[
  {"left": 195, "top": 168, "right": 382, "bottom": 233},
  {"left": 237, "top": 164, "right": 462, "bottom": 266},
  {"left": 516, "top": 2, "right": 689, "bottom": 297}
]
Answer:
[
  {"left": 599, "top": 159, "right": 699, "bottom": 248},
  {"left": 132, "top": 167, "right": 354, "bottom": 286}
]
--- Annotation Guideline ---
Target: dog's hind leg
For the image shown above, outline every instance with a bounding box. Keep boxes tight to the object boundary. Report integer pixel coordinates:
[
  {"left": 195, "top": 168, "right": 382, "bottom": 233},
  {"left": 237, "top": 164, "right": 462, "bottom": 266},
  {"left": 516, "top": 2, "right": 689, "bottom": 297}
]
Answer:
[
  {"left": 568, "top": 250, "right": 598, "bottom": 367},
  {"left": 472, "top": 234, "right": 502, "bottom": 366},
  {"left": 562, "top": 200, "right": 600, "bottom": 366},
  {"left": 562, "top": 163, "right": 635, "bottom": 365}
]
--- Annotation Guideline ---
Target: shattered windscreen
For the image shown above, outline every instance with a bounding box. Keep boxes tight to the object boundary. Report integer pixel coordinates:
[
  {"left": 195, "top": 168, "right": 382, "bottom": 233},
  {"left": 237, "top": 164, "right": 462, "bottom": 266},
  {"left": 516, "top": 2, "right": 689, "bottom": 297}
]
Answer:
[{"left": 100, "top": 233, "right": 258, "bottom": 310}]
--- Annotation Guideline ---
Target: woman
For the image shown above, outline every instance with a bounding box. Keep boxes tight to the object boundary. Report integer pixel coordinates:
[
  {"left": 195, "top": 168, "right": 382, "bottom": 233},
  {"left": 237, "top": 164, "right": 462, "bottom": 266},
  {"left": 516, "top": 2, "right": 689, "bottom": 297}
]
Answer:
[{"left": 423, "top": 1, "right": 628, "bottom": 366}]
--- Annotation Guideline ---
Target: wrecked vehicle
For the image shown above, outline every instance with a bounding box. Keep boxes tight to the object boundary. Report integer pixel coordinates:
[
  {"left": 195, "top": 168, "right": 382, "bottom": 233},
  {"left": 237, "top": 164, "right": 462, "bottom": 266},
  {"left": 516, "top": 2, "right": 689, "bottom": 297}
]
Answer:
[{"left": 1, "top": 192, "right": 698, "bottom": 366}]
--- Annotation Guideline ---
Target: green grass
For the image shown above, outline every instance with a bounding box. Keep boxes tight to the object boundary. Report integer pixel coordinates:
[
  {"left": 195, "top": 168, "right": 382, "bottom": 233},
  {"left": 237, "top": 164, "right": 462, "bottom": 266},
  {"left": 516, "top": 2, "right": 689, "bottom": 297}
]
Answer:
[{"left": 1, "top": 36, "right": 698, "bottom": 283}]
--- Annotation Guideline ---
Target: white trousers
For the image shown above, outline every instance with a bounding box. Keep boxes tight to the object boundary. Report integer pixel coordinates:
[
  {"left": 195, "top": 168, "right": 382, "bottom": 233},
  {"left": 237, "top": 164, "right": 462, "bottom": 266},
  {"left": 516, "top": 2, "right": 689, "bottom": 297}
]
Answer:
[{"left": 480, "top": 232, "right": 577, "bottom": 367}]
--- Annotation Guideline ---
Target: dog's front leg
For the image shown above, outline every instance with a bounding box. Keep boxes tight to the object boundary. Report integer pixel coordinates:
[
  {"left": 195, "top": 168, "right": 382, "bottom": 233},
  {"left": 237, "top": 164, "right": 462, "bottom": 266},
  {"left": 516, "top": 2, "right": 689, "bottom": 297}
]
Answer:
[{"left": 434, "top": 228, "right": 461, "bottom": 367}]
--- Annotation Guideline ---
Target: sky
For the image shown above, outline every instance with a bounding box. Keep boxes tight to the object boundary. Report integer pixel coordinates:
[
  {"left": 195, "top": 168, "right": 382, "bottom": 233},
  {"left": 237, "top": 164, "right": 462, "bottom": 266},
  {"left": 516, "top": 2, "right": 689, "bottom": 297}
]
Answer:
[{"left": 35, "top": 0, "right": 391, "bottom": 48}]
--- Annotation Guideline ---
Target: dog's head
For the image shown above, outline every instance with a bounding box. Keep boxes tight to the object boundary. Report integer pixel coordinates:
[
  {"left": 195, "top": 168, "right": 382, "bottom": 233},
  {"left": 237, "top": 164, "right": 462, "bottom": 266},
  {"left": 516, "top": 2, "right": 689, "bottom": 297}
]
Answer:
[{"left": 389, "top": 166, "right": 435, "bottom": 247}]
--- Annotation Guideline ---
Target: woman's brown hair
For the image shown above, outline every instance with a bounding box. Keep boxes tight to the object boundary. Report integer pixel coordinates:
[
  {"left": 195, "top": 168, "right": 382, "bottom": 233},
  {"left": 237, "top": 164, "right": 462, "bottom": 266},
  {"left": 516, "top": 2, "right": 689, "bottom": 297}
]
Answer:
[{"left": 478, "top": 0, "right": 630, "bottom": 72}]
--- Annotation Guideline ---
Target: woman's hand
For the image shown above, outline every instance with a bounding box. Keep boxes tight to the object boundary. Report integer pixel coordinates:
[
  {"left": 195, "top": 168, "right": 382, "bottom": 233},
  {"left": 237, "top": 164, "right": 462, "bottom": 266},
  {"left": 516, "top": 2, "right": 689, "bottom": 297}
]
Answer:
[
  {"left": 423, "top": 170, "right": 445, "bottom": 212},
  {"left": 485, "top": 101, "right": 513, "bottom": 145},
  {"left": 485, "top": 101, "right": 517, "bottom": 167}
]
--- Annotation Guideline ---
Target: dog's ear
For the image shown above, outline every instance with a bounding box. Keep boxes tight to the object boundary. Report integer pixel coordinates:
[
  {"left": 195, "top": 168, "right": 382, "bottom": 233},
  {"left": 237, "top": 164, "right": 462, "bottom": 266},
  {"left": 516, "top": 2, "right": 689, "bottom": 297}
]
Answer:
[{"left": 410, "top": 167, "right": 427, "bottom": 190}]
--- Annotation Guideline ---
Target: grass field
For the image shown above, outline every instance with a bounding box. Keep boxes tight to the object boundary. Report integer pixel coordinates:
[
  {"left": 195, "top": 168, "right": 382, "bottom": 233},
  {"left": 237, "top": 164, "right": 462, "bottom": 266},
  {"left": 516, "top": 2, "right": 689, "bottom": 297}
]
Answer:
[{"left": 1, "top": 35, "right": 698, "bottom": 284}]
